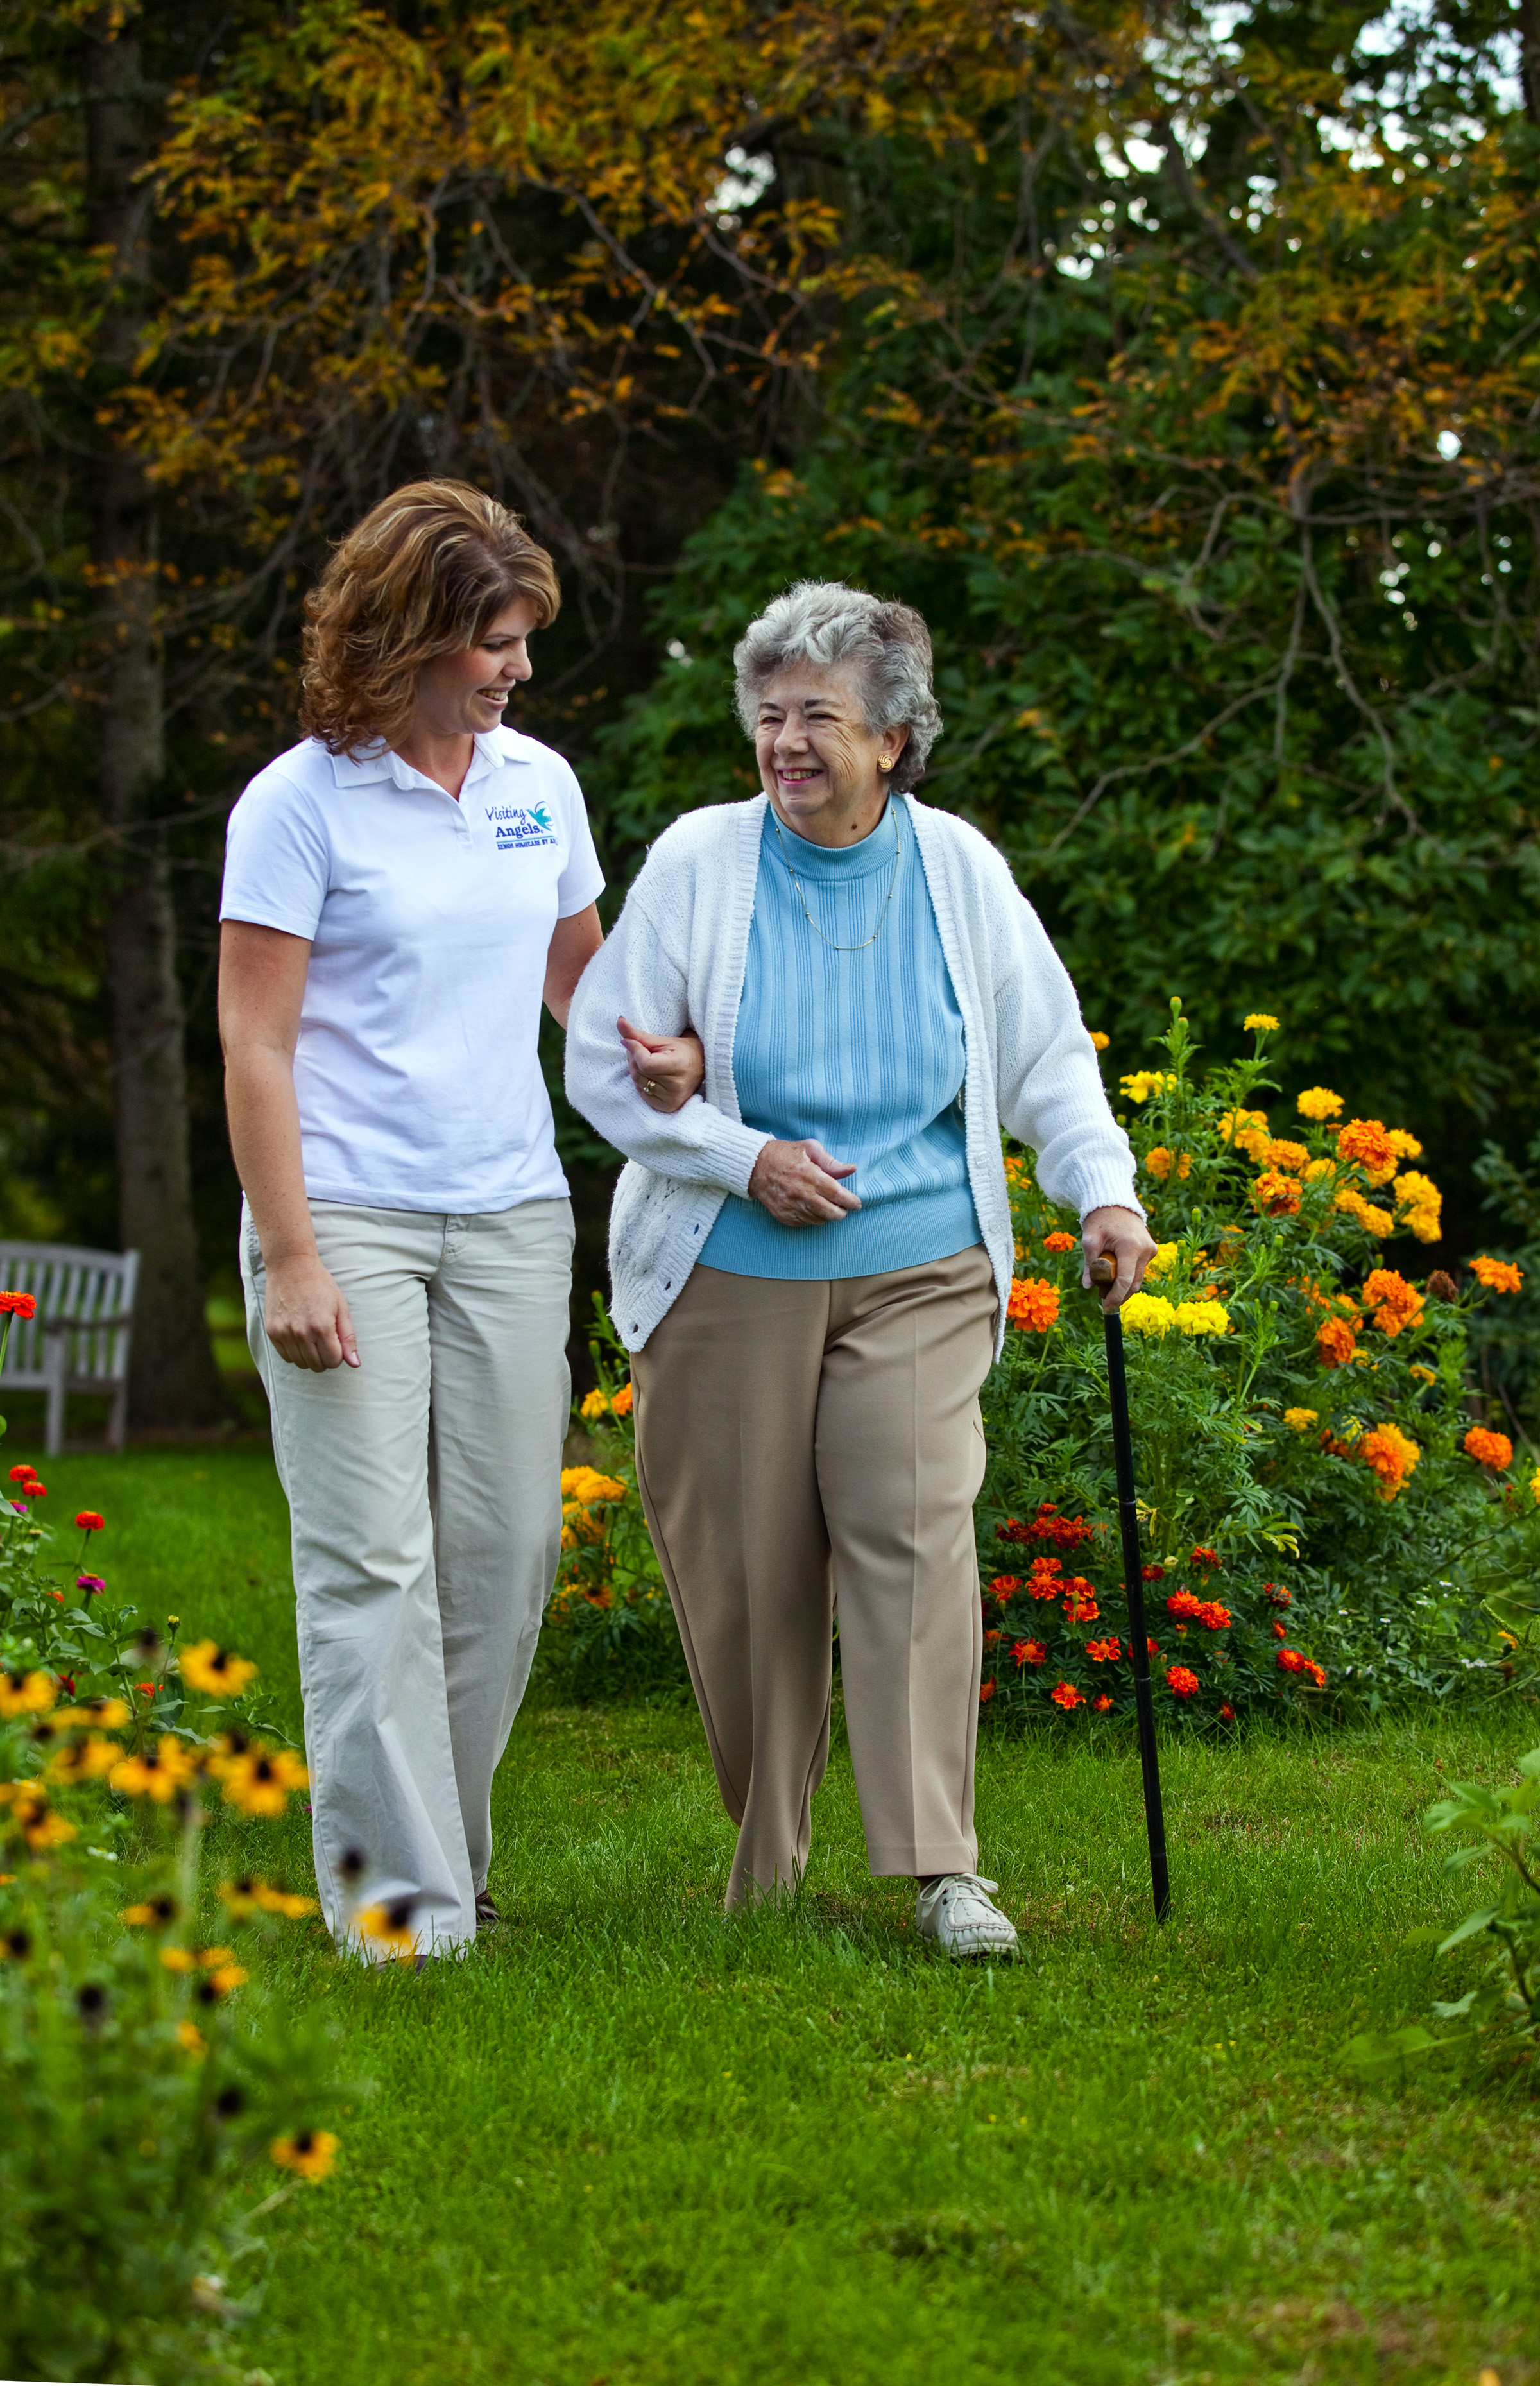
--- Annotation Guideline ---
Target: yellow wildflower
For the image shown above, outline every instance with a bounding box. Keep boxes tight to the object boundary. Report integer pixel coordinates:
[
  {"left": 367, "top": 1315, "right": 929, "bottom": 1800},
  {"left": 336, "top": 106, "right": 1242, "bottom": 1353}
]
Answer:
[
  {"left": 24, "top": 1809, "right": 75, "bottom": 1852},
  {"left": 1531, "top": 1469, "right": 1540, "bottom": 1507},
  {"left": 46, "top": 1735, "right": 120, "bottom": 1785},
  {"left": 270, "top": 2129, "right": 339, "bottom": 2182},
  {"left": 1120, "top": 1293, "right": 1177, "bottom": 1337},
  {"left": 1119, "top": 1070, "right": 1176, "bottom": 1104},
  {"left": 1088, "top": 1031, "right": 1110, "bottom": 1051},
  {"left": 1243, "top": 1012, "right": 1279, "bottom": 1033},
  {"left": 1296, "top": 1088, "right": 1343, "bottom": 1120},
  {"left": 256, "top": 1884, "right": 318, "bottom": 1919},
  {"left": 122, "top": 1895, "right": 178, "bottom": 1928},
  {"left": 1283, "top": 1407, "right": 1318, "bottom": 1430},
  {"left": 1303, "top": 1158, "right": 1337, "bottom": 1181},
  {"left": 178, "top": 1641, "right": 259, "bottom": 1698}
]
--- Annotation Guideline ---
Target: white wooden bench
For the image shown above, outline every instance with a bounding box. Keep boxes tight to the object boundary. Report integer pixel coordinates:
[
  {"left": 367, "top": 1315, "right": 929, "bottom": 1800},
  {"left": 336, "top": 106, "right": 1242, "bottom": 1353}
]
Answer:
[{"left": 0, "top": 1240, "right": 141, "bottom": 1455}]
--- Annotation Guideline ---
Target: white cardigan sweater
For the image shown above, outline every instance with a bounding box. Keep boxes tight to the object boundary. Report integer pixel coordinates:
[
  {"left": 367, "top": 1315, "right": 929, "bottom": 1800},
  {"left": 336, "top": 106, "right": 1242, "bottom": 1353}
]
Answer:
[{"left": 565, "top": 792, "right": 1141, "bottom": 1356}]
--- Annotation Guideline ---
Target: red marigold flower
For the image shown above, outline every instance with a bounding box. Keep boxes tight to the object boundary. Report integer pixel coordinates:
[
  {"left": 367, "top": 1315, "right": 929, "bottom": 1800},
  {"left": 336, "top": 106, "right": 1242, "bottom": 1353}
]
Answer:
[
  {"left": 1263, "top": 1582, "right": 1292, "bottom": 1608},
  {"left": 1007, "top": 1276, "right": 1060, "bottom": 1332},
  {"left": 1463, "top": 1425, "right": 1513, "bottom": 1471},
  {"left": 1276, "top": 1648, "right": 1326, "bottom": 1687},
  {"left": 0, "top": 1291, "right": 38, "bottom": 1319},
  {"left": 1141, "top": 1563, "right": 1166, "bottom": 1582},
  {"left": 1272, "top": 1620, "right": 1287, "bottom": 1639},
  {"left": 1013, "top": 1638, "right": 1047, "bottom": 1667},
  {"left": 988, "top": 1574, "right": 1023, "bottom": 1605},
  {"left": 1147, "top": 1638, "right": 1159, "bottom": 1657},
  {"left": 1166, "top": 1588, "right": 1202, "bottom": 1620},
  {"left": 1061, "top": 1577, "right": 1100, "bottom": 1622},
  {"left": 979, "top": 1679, "right": 997, "bottom": 1704},
  {"left": 1195, "top": 1602, "right": 1231, "bottom": 1631},
  {"left": 1043, "top": 1231, "right": 1076, "bottom": 1253},
  {"left": 1167, "top": 1665, "right": 1200, "bottom": 1699},
  {"left": 1050, "top": 1680, "right": 1084, "bottom": 1710},
  {"left": 1027, "top": 1558, "right": 1065, "bottom": 1599},
  {"left": 1085, "top": 1636, "right": 1122, "bottom": 1663},
  {"left": 1470, "top": 1255, "right": 1523, "bottom": 1294},
  {"left": 1093, "top": 1694, "right": 1115, "bottom": 1712},
  {"left": 1190, "top": 1546, "right": 1220, "bottom": 1570},
  {"left": 1219, "top": 1703, "right": 1235, "bottom": 1722},
  {"left": 75, "top": 1511, "right": 105, "bottom": 1532},
  {"left": 984, "top": 1627, "right": 1002, "bottom": 1646}
]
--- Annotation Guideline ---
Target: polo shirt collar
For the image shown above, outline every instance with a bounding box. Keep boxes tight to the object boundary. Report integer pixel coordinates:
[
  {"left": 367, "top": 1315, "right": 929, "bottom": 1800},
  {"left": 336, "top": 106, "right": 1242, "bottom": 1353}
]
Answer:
[{"left": 329, "top": 726, "right": 529, "bottom": 793}]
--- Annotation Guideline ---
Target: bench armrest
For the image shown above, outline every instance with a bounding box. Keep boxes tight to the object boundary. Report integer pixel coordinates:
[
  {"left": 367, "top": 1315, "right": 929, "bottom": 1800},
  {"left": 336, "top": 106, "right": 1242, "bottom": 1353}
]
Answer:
[{"left": 40, "top": 1313, "right": 135, "bottom": 1334}]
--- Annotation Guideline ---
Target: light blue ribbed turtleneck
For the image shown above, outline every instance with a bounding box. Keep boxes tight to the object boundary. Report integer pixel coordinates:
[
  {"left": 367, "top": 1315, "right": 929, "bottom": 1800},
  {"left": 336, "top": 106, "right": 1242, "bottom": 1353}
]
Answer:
[{"left": 698, "top": 799, "right": 980, "bottom": 1281}]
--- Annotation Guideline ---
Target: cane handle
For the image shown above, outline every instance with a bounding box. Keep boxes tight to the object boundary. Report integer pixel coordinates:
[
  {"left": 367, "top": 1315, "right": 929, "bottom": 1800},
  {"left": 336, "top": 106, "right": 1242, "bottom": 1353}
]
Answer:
[{"left": 1088, "top": 1255, "right": 1116, "bottom": 1290}]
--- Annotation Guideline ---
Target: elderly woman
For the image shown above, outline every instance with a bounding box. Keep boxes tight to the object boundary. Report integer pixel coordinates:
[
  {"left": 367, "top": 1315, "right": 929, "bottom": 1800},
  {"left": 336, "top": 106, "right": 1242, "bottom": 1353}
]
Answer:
[{"left": 567, "top": 580, "right": 1152, "bottom": 1954}]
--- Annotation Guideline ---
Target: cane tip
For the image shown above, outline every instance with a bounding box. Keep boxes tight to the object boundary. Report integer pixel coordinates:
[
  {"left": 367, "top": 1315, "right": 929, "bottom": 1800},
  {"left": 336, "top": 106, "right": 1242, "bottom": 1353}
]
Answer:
[{"left": 1088, "top": 1255, "right": 1116, "bottom": 1289}]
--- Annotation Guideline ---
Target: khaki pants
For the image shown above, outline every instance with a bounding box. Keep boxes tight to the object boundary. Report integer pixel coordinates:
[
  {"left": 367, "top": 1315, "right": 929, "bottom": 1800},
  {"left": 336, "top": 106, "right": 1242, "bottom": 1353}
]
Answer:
[
  {"left": 242, "top": 1196, "right": 573, "bottom": 1955},
  {"left": 633, "top": 1245, "right": 997, "bottom": 1906}
]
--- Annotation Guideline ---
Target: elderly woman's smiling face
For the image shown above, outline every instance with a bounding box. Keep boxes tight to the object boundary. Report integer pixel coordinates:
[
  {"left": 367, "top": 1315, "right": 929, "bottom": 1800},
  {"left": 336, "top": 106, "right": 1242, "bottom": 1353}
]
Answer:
[{"left": 755, "top": 662, "right": 908, "bottom": 847}]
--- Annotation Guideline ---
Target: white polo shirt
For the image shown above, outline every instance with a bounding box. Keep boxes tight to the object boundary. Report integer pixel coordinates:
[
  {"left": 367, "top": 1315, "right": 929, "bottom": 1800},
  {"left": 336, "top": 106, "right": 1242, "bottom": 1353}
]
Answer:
[{"left": 220, "top": 727, "right": 604, "bottom": 1213}]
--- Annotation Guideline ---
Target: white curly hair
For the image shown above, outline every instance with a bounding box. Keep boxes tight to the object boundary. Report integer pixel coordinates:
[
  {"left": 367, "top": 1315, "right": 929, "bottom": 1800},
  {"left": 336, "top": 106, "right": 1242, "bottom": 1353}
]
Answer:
[{"left": 732, "top": 580, "right": 943, "bottom": 792}]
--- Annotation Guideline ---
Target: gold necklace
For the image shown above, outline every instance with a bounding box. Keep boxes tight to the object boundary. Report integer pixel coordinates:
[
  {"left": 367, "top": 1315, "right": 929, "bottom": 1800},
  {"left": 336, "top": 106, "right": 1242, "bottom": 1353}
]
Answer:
[{"left": 769, "top": 798, "right": 903, "bottom": 954}]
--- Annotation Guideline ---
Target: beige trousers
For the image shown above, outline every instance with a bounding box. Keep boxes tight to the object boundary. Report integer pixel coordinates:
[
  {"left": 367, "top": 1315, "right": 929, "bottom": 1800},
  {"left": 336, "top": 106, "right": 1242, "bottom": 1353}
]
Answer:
[
  {"left": 242, "top": 1196, "right": 573, "bottom": 1955},
  {"left": 633, "top": 1244, "right": 998, "bottom": 1906}
]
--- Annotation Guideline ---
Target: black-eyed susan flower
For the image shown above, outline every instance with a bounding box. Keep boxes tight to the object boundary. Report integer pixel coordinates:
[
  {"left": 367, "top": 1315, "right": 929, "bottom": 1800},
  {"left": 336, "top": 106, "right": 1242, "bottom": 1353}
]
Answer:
[
  {"left": 218, "top": 1748, "right": 307, "bottom": 1818},
  {"left": 76, "top": 1982, "right": 108, "bottom": 2025},
  {"left": 218, "top": 1876, "right": 263, "bottom": 1919},
  {"left": 161, "top": 1946, "right": 198, "bottom": 1973},
  {"left": 179, "top": 1640, "right": 259, "bottom": 1697},
  {"left": 2, "top": 1927, "right": 33, "bottom": 1961},
  {"left": 122, "top": 1894, "right": 178, "bottom": 1928},
  {"left": 177, "top": 2020, "right": 208, "bottom": 2057},
  {"left": 110, "top": 1738, "right": 197, "bottom": 1803},
  {"left": 23, "top": 1805, "right": 76, "bottom": 1852},
  {"left": 256, "top": 1884, "right": 318, "bottom": 1919},
  {"left": 357, "top": 1896, "right": 419, "bottom": 1961},
  {"left": 0, "top": 1670, "right": 56, "bottom": 1719},
  {"left": 47, "top": 1734, "right": 120, "bottom": 1785},
  {"left": 270, "top": 2129, "right": 338, "bottom": 2182}
]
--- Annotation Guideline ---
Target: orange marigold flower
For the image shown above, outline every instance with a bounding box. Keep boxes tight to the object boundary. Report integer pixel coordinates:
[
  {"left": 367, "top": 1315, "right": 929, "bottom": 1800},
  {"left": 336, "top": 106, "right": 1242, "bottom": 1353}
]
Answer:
[
  {"left": 1251, "top": 1169, "right": 1302, "bottom": 1217},
  {"left": 979, "top": 1679, "right": 997, "bottom": 1704},
  {"left": 1278, "top": 1649, "right": 1326, "bottom": 1687},
  {"left": 1088, "top": 1031, "right": 1110, "bottom": 1051},
  {"left": 1013, "top": 1639, "right": 1047, "bottom": 1667},
  {"left": 1315, "top": 1316, "right": 1359, "bottom": 1368},
  {"left": 1007, "top": 1276, "right": 1059, "bottom": 1332},
  {"left": 1195, "top": 1601, "right": 1231, "bottom": 1631},
  {"left": 1361, "top": 1268, "right": 1424, "bottom": 1337},
  {"left": 1061, "top": 1579, "right": 1100, "bottom": 1622},
  {"left": 1219, "top": 1702, "right": 1236, "bottom": 1721},
  {"left": 1050, "top": 1680, "right": 1084, "bottom": 1711},
  {"left": 988, "top": 1574, "right": 1023, "bottom": 1605},
  {"left": 1166, "top": 1588, "right": 1202, "bottom": 1620},
  {"left": 611, "top": 1382, "right": 634, "bottom": 1417},
  {"left": 1093, "top": 1694, "right": 1115, "bottom": 1712},
  {"left": 1464, "top": 1425, "right": 1514, "bottom": 1471},
  {"left": 1470, "top": 1255, "right": 1523, "bottom": 1294},
  {"left": 1143, "top": 1146, "right": 1192, "bottom": 1183},
  {"left": 1166, "top": 1665, "right": 1200, "bottom": 1699},
  {"left": 1359, "top": 1422, "right": 1421, "bottom": 1500},
  {"left": 1026, "top": 1557, "right": 1065, "bottom": 1599},
  {"left": 1265, "top": 1138, "right": 1310, "bottom": 1174},
  {"left": 1084, "top": 1636, "right": 1122, "bottom": 1663},
  {"left": 1043, "top": 1232, "right": 1076, "bottom": 1253},
  {"left": 1190, "top": 1546, "right": 1220, "bottom": 1570},
  {"left": 1335, "top": 1119, "right": 1398, "bottom": 1185}
]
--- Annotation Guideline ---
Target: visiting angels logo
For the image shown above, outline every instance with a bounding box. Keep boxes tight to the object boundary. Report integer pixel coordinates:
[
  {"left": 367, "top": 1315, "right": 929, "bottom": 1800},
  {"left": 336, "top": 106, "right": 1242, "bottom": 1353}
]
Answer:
[{"left": 490, "top": 801, "right": 558, "bottom": 851}]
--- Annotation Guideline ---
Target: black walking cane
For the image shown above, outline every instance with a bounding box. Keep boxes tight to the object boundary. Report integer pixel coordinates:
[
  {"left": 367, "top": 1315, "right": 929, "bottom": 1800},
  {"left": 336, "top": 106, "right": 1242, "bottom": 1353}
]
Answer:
[{"left": 1088, "top": 1254, "right": 1170, "bottom": 1923}]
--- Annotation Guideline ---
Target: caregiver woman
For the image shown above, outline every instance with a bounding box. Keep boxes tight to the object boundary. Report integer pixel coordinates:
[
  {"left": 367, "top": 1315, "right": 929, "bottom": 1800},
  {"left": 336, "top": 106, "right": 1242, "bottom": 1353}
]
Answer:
[
  {"left": 218, "top": 481, "right": 697, "bottom": 1959},
  {"left": 567, "top": 580, "right": 1154, "bottom": 1956}
]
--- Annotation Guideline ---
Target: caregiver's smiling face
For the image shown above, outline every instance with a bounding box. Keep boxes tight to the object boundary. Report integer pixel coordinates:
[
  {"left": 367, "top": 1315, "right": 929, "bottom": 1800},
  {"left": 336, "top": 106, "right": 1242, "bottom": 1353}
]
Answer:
[{"left": 754, "top": 661, "right": 908, "bottom": 846}]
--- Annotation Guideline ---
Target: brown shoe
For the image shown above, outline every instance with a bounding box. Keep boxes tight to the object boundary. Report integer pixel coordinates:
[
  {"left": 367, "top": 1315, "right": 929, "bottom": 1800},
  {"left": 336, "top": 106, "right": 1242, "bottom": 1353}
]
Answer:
[{"left": 475, "top": 1890, "right": 508, "bottom": 1929}]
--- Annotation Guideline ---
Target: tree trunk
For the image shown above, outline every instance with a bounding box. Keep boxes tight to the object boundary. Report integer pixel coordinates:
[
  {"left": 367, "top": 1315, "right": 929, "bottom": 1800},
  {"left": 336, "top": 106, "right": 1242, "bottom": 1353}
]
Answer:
[{"left": 86, "top": 13, "right": 227, "bottom": 1432}]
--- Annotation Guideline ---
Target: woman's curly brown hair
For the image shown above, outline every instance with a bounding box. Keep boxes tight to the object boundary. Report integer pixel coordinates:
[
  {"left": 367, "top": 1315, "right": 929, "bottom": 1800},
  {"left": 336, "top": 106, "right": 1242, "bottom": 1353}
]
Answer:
[{"left": 299, "top": 481, "right": 561, "bottom": 756}]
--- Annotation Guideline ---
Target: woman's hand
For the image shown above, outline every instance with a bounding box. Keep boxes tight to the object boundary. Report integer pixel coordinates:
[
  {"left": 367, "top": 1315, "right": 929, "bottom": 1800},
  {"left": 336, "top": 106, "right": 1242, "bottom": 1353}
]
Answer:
[
  {"left": 619, "top": 1015, "right": 706, "bottom": 1114},
  {"left": 748, "top": 1138, "right": 861, "bottom": 1226},
  {"left": 263, "top": 1253, "right": 361, "bottom": 1373},
  {"left": 1081, "top": 1205, "right": 1158, "bottom": 1313}
]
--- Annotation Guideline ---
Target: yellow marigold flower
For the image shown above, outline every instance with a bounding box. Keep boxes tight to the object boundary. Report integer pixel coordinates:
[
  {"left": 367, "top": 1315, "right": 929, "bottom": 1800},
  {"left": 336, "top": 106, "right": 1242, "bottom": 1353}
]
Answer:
[
  {"left": 1265, "top": 1138, "right": 1310, "bottom": 1174},
  {"left": 1088, "top": 1030, "right": 1110, "bottom": 1051},
  {"left": 1143, "top": 1242, "right": 1181, "bottom": 1280},
  {"left": 219, "top": 1748, "right": 308, "bottom": 1819},
  {"left": 177, "top": 2020, "right": 208, "bottom": 2057},
  {"left": 1387, "top": 1129, "right": 1423, "bottom": 1160},
  {"left": 1304, "top": 1157, "right": 1337, "bottom": 1182},
  {"left": 1296, "top": 1087, "right": 1343, "bottom": 1120},
  {"left": 611, "top": 1382, "right": 633, "bottom": 1417},
  {"left": 270, "top": 2129, "right": 338, "bottom": 2183},
  {"left": 1120, "top": 1292, "right": 1177, "bottom": 1337},
  {"left": 1531, "top": 1468, "right": 1540, "bottom": 1507},
  {"left": 1358, "top": 1422, "right": 1421, "bottom": 1501},
  {"left": 578, "top": 1388, "right": 611, "bottom": 1421},
  {"left": 1120, "top": 1070, "right": 1176, "bottom": 1104},
  {"left": 110, "top": 1736, "right": 198, "bottom": 1804},
  {"left": 1143, "top": 1146, "right": 1190, "bottom": 1182},
  {"left": 1470, "top": 1255, "right": 1523, "bottom": 1294},
  {"left": 560, "top": 1525, "right": 576, "bottom": 1552},
  {"left": 1218, "top": 1108, "right": 1271, "bottom": 1162},
  {"left": 559, "top": 1468, "right": 627, "bottom": 1506},
  {"left": 179, "top": 1640, "right": 259, "bottom": 1698},
  {"left": 1250, "top": 1169, "right": 1303, "bottom": 1217},
  {"left": 1174, "top": 1300, "right": 1231, "bottom": 1337},
  {"left": 0, "top": 1670, "right": 56, "bottom": 1721},
  {"left": 1243, "top": 1012, "right": 1280, "bottom": 1033},
  {"left": 1390, "top": 1171, "right": 1442, "bottom": 1243},
  {"left": 1283, "top": 1407, "right": 1318, "bottom": 1430},
  {"left": 1333, "top": 1187, "right": 1392, "bottom": 1237}
]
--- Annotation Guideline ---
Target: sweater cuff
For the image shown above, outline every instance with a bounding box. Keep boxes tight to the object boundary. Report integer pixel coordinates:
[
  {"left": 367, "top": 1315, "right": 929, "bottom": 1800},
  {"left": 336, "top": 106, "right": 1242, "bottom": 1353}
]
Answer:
[
  {"left": 701, "top": 1112, "right": 773, "bottom": 1198},
  {"left": 1074, "top": 1172, "right": 1146, "bottom": 1223}
]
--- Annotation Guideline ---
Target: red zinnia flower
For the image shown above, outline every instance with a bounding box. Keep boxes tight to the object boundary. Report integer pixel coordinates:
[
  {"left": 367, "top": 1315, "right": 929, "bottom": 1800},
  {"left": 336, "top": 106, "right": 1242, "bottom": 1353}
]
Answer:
[
  {"left": 75, "top": 1511, "right": 105, "bottom": 1532},
  {"left": 0, "top": 1291, "right": 38, "bottom": 1318}
]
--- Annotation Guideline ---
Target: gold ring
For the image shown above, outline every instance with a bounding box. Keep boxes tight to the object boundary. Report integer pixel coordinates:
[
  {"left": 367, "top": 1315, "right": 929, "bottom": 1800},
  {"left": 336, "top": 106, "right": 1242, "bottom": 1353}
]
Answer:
[{"left": 645, "top": 1079, "right": 658, "bottom": 1094}]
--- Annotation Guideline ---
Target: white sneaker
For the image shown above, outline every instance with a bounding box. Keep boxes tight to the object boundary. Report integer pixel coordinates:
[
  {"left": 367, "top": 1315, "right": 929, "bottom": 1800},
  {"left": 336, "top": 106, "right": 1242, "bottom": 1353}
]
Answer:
[{"left": 916, "top": 1874, "right": 1019, "bottom": 1959}]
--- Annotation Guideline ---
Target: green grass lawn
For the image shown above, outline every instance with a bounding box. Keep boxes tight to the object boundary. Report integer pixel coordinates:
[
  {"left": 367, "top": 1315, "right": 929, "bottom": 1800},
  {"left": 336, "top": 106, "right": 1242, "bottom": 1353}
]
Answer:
[{"left": 10, "top": 1441, "right": 1540, "bottom": 2385}]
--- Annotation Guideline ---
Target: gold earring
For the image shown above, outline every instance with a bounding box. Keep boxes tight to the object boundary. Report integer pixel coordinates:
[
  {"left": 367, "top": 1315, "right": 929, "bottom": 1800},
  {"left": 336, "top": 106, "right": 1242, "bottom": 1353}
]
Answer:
[{"left": 879, "top": 758, "right": 893, "bottom": 771}]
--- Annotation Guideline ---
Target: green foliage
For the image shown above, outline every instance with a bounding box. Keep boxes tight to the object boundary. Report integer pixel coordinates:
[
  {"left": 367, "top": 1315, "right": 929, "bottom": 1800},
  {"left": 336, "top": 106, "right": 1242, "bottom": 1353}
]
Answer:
[
  {"left": 978, "top": 1004, "right": 1535, "bottom": 1726},
  {"left": 1343, "top": 1744, "right": 1540, "bottom": 2084}
]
